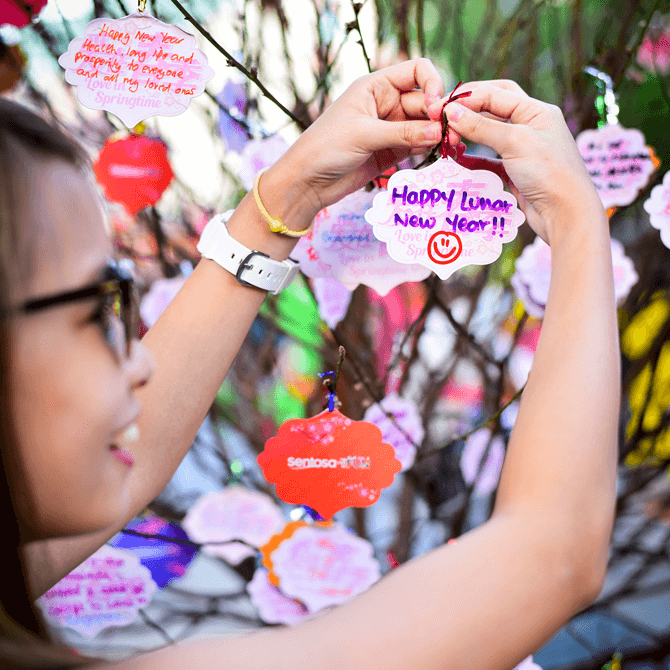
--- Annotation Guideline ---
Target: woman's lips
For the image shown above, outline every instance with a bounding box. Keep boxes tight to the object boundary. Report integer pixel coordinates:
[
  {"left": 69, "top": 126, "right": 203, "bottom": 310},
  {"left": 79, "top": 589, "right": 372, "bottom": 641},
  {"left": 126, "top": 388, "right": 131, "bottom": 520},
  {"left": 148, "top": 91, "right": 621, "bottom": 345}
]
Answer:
[{"left": 109, "top": 445, "right": 135, "bottom": 467}]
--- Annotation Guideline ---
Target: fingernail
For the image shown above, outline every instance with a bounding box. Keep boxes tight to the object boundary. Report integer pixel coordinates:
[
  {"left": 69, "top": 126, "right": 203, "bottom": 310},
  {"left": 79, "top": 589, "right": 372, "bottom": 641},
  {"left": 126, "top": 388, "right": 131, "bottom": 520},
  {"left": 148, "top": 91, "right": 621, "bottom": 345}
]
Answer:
[
  {"left": 445, "top": 102, "right": 465, "bottom": 123},
  {"left": 123, "top": 423, "right": 140, "bottom": 443},
  {"left": 424, "top": 123, "right": 441, "bottom": 141}
]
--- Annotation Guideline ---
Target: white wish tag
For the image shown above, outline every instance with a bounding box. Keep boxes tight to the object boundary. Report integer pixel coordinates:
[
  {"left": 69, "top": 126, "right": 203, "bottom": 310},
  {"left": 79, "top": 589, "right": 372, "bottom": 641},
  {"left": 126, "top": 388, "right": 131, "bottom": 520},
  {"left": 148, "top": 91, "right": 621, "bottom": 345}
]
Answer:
[
  {"left": 364, "top": 158, "right": 525, "bottom": 280},
  {"left": 576, "top": 124, "right": 655, "bottom": 210},
  {"left": 58, "top": 13, "right": 214, "bottom": 127}
]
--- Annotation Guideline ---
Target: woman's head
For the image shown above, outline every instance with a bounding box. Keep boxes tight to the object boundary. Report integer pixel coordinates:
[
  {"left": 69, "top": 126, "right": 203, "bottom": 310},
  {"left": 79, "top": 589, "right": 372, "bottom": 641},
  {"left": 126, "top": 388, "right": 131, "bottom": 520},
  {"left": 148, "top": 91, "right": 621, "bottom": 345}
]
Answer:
[
  {"left": 0, "top": 97, "right": 156, "bottom": 664},
  {"left": 1, "top": 99, "right": 154, "bottom": 541}
]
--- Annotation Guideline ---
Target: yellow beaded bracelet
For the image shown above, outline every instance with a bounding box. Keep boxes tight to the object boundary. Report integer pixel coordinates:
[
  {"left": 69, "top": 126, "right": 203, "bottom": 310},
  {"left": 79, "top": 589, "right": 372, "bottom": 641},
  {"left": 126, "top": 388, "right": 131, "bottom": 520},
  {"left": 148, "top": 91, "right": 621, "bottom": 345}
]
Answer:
[{"left": 253, "top": 168, "right": 313, "bottom": 238}]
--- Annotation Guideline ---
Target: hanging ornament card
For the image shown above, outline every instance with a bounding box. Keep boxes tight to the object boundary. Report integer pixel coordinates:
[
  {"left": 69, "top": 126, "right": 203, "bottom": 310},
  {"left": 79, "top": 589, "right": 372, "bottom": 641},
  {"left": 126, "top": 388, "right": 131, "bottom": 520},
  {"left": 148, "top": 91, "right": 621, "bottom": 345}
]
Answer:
[
  {"left": 293, "top": 188, "right": 431, "bottom": 296},
  {"left": 37, "top": 546, "right": 157, "bottom": 637},
  {"left": 257, "top": 410, "right": 402, "bottom": 519},
  {"left": 58, "top": 14, "right": 214, "bottom": 127},
  {"left": 364, "top": 157, "right": 525, "bottom": 280},
  {"left": 576, "top": 124, "right": 656, "bottom": 209},
  {"left": 259, "top": 521, "right": 380, "bottom": 613}
]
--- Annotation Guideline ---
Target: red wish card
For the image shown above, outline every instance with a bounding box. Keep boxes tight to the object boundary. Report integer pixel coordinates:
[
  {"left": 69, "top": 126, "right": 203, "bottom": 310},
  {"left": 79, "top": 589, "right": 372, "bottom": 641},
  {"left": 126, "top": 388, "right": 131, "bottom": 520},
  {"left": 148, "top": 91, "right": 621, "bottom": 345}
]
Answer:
[{"left": 257, "top": 409, "right": 402, "bottom": 519}]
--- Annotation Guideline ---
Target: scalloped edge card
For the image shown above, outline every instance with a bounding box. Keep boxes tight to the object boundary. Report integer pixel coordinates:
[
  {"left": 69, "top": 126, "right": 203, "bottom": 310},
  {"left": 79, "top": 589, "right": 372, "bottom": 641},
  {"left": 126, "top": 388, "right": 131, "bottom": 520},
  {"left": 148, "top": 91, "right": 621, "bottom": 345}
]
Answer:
[
  {"left": 576, "top": 124, "right": 655, "bottom": 209},
  {"left": 293, "top": 188, "right": 431, "bottom": 296},
  {"left": 58, "top": 13, "right": 214, "bottom": 127},
  {"left": 643, "top": 169, "right": 670, "bottom": 249},
  {"left": 364, "top": 157, "right": 525, "bottom": 280}
]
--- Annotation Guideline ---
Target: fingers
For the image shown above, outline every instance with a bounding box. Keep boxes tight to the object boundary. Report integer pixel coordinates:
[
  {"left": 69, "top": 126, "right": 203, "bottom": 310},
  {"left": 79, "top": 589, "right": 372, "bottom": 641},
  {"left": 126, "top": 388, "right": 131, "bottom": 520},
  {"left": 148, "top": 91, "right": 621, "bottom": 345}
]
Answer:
[
  {"left": 426, "top": 79, "right": 529, "bottom": 120},
  {"left": 361, "top": 117, "right": 442, "bottom": 152},
  {"left": 400, "top": 89, "right": 431, "bottom": 118},
  {"left": 376, "top": 58, "right": 445, "bottom": 108}
]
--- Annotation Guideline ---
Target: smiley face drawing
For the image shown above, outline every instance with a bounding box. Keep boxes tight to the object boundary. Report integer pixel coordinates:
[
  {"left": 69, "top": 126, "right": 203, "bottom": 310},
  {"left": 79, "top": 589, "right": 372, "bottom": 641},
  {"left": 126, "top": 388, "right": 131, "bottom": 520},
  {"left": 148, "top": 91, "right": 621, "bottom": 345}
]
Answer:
[{"left": 427, "top": 231, "right": 462, "bottom": 265}]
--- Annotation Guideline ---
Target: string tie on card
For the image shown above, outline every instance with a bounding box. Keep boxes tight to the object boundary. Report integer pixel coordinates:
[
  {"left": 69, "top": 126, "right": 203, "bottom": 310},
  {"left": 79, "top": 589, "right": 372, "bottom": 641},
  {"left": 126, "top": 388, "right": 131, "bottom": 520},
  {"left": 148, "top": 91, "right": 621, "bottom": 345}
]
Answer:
[
  {"left": 138, "top": 0, "right": 147, "bottom": 12},
  {"left": 439, "top": 81, "right": 472, "bottom": 160},
  {"left": 318, "top": 371, "right": 337, "bottom": 412}
]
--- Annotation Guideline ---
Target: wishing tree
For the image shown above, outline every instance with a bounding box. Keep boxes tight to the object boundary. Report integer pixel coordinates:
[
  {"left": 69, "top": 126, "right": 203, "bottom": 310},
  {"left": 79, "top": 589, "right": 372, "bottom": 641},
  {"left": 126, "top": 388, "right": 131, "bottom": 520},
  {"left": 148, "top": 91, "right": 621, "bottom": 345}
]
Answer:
[{"left": 5, "top": 0, "right": 670, "bottom": 667}]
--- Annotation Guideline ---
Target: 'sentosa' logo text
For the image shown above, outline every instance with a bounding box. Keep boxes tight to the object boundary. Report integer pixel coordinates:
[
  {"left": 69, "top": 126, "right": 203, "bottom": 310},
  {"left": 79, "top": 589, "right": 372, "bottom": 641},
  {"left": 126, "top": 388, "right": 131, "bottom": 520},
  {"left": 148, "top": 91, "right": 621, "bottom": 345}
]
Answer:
[{"left": 287, "top": 456, "right": 370, "bottom": 470}]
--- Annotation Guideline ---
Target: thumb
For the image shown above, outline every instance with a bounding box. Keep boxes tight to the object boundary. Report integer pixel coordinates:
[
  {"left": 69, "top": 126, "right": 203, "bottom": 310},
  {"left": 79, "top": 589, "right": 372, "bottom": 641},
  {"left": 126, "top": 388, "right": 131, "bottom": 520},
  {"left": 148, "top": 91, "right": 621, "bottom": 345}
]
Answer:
[
  {"left": 363, "top": 118, "right": 442, "bottom": 152},
  {"left": 445, "top": 102, "right": 517, "bottom": 157}
]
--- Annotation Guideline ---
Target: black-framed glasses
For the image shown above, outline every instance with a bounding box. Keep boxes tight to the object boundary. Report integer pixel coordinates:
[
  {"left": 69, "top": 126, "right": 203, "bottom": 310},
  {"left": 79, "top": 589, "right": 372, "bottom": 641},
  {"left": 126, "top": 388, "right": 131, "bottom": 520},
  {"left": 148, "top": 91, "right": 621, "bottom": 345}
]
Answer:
[{"left": 17, "top": 259, "right": 136, "bottom": 360}]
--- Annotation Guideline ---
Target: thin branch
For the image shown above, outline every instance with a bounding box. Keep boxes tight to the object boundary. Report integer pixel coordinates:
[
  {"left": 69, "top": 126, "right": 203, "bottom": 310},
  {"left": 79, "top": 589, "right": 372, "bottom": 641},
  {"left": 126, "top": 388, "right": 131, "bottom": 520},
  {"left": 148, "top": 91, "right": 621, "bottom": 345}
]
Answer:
[{"left": 169, "top": 0, "right": 307, "bottom": 130}]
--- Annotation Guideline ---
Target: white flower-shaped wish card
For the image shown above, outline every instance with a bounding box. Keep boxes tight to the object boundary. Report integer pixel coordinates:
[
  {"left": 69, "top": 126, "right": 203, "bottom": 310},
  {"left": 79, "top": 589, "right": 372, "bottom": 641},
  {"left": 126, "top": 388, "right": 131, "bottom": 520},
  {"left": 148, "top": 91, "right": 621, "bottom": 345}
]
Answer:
[
  {"left": 182, "top": 487, "right": 285, "bottom": 562},
  {"left": 364, "top": 157, "right": 526, "bottom": 280},
  {"left": 576, "top": 124, "right": 656, "bottom": 210},
  {"left": 58, "top": 13, "right": 214, "bottom": 127},
  {"left": 293, "top": 188, "right": 431, "bottom": 296},
  {"left": 261, "top": 522, "right": 380, "bottom": 613},
  {"left": 37, "top": 546, "right": 157, "bottom": 638},
  {"left": 644, "top": 169, "right": 670, "bottom": 249}
]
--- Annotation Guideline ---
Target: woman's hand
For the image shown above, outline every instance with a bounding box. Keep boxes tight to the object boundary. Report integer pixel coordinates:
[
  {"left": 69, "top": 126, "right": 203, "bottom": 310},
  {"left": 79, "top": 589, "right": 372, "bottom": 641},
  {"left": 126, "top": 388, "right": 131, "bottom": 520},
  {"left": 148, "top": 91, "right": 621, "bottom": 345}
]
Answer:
[
  {"left": 265, "top": 58, "right": 445, "bottom": 223},
  {"left": 427, "top": 80, "right": 606, "bottom": 245}
]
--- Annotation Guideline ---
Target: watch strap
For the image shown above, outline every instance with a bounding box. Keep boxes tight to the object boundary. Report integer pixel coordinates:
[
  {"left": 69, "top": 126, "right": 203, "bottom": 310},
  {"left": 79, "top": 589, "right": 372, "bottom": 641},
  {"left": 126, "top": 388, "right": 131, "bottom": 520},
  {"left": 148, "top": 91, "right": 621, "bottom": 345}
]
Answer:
[{"left": 197, "top": 211, "right": 301, "bottom": 294}]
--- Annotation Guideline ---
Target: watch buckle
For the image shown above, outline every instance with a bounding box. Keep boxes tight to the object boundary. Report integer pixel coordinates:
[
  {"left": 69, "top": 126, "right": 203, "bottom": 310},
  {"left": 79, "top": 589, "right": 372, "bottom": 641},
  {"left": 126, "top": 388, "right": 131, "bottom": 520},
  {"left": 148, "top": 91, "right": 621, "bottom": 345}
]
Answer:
[{"left": 235, "top": 250, "right": 270, "bottom": 288}]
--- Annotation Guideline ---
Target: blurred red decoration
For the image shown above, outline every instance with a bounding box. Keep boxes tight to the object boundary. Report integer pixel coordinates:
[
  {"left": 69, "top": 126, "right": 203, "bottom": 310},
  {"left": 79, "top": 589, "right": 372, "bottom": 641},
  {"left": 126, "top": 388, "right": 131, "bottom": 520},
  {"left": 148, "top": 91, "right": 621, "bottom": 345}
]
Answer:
[
  {"left": 94, "top": 135, "right": 174, "bottom": 215},
  {"left": 0, "top": 43, "right": 24, "bottom": 92},
  {"left": 258, "top": 409, "right": 402, "bottom": 519},
  {"left": 0, "top": 0, "right": 47, "bottom": 27}
]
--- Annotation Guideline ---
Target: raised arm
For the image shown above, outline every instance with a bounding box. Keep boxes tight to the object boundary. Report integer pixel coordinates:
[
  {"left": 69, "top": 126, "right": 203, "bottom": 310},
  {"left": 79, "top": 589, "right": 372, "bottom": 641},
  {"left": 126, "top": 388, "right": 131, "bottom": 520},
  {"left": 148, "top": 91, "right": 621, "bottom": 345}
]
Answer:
[
  {"left": 22, "top": 59, "right": 446, "bottom": 599},
  {"left": 98, "top": 83, "right": 619, "bottom": 670}
]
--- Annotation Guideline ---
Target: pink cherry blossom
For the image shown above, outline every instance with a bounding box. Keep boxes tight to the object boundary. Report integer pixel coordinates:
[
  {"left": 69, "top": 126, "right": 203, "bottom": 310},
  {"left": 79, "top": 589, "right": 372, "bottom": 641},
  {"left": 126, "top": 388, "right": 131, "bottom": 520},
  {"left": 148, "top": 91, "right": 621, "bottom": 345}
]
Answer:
[
  {"left": 511, "top": 236, "right": 638, "bottom": 319},
  {"left": 237, "top": 135, "right": 290, "bottom": 191},
  {"left": 637, "top": 32, "right": 670, "bottom": 75}
]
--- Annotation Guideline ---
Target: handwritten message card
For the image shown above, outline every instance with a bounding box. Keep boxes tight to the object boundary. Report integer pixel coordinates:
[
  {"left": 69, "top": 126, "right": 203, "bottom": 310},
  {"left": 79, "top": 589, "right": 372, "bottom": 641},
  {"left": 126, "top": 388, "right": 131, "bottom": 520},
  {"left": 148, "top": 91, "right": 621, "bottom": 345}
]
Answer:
[
  {"left": 182, "top": 487, "right": 285, "bottom": 561},
  {"left": 58, "top": 14, "right": 214, "bottom": 127},
  {"left": 643, "top": 170, "right": 670, "bottom": 249},
  {"left": 576, "top": 124, "right": 655, "bottom": 209},
  {"left": 364, "top": 158, "right": 525, "bottom": 280},
  {"left": 267, "top": 523, "right": 380, "bottom": 613},
  {"left": 247, "top": 568, "right": 310, "bottom": 625},
  {"left": 293, "top": 188, "right": 431, "bottom": 296},
  {"left": 312, "top": 277, "right": 353, "bottom": 328},
  {"left": 37, "top": 546, "right": 157, "bottom": 637}
]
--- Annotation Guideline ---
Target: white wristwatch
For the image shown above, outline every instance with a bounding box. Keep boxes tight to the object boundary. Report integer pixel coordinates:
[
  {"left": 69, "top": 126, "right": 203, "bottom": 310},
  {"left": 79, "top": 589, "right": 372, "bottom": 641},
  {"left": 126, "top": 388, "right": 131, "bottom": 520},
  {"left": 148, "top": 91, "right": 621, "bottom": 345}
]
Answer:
[{"left": 197, "top": 210, "right": 301, "bottom": 294}]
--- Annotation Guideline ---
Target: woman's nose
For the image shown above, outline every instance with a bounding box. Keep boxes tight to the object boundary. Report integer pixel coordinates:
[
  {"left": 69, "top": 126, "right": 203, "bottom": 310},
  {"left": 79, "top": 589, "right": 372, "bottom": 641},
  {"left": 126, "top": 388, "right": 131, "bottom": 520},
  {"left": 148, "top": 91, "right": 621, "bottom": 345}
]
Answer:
[{"left": 125, "top": 339, "right": 156, "bottom": 390}]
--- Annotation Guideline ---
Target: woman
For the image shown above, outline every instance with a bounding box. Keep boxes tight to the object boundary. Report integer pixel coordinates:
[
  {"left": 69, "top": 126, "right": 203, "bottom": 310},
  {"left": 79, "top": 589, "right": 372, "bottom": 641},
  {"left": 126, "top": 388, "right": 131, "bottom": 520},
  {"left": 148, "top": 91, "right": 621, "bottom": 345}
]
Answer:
[{"left": 0, "top": 59, "right": 619, "bottom": 669}]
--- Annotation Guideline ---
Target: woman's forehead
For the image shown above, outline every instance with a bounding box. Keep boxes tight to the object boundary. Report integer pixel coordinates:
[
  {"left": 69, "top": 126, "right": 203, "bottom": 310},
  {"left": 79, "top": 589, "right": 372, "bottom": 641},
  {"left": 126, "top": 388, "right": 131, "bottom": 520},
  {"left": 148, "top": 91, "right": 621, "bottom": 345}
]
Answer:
[{"left": 16, "top": 156, "right": 112, "bottom": 301}]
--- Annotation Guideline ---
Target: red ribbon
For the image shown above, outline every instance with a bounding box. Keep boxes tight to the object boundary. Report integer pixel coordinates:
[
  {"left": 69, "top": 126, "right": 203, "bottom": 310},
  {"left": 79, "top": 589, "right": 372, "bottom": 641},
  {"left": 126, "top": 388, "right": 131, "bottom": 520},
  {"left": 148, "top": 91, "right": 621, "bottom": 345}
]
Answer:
[{"left": 438, "top": 81, "right": 472, "bottom": 160}]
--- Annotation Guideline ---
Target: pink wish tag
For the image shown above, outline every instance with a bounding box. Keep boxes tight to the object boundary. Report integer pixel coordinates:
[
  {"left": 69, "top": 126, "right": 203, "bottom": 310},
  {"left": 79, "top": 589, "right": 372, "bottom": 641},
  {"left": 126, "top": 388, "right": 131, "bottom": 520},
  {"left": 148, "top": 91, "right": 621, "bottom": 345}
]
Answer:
[
  {"left": 247, "top": 568, "right": 310, "bottom": 625},
  {"left": 644, "top": 170, "right": 670, "bottom": 249},
  {"left": 58, "top": 14, "right": 214, "bottom": 127},
  {"left": 364, "top": 157, "right": 525, "bottom": 280},
  {"left": 293, "top": 188, "right": 431, "bottom": 296},
  {"left": 267, "top": 523, "right": 380, "bottom": 613},
  {"left": 182, "top": 487, "right": 285, "bottom": 559},
  {"left": 576, "top": 124, "right": 655, "bottom": 209},
  {"left": 37, "top": 546, "right": 157, "bottom": 637}
]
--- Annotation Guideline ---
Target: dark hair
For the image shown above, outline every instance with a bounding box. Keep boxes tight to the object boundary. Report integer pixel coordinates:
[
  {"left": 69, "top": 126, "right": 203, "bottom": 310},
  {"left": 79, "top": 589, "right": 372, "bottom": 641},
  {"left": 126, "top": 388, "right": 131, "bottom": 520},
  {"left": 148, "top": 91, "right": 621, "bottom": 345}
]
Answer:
[{"left": 0, "top": 97, "right": 97, "bottom": 667}]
